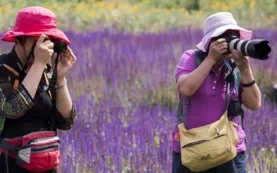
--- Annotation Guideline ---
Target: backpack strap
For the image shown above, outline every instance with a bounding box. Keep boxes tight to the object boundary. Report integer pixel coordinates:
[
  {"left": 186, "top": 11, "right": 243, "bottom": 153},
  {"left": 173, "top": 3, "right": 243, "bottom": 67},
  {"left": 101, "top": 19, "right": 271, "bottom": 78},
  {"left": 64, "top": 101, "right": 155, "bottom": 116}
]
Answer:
[
  {"left": 194, "top": 49, "right": 207, "bottom": 67},
  {"left": 233, "top": 67, "right": 245, "bottom": 129}
]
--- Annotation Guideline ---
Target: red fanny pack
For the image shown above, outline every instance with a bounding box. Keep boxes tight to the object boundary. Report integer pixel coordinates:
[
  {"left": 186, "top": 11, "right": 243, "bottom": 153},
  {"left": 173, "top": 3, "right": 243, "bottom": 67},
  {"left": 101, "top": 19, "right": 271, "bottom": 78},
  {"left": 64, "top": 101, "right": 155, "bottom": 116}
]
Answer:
[{"left": 0, "top": 131, "right": 60, "bottom": 172}]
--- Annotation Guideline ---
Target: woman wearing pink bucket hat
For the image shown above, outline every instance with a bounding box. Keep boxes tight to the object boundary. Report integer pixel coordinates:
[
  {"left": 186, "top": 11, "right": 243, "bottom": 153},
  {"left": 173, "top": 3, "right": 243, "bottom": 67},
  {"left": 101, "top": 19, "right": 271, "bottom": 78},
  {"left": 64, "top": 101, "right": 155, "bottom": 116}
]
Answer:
[
  {"left": 172, "top": 12, "right": 261, "bottom": 173},
  {"left": 0, "top": 6, "right": 77, "bottom": 173}
]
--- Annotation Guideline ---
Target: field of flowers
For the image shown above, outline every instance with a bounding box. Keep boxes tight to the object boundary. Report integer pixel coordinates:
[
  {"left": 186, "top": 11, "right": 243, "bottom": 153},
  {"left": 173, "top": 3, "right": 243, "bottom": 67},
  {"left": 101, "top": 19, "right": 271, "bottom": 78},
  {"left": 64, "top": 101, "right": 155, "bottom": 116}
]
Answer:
[
  {"left": 0, "top": 0, "right": 277, "bottom": 173},
  {"left": 57, "top": 29, "right": 277, "bottom": 173}
]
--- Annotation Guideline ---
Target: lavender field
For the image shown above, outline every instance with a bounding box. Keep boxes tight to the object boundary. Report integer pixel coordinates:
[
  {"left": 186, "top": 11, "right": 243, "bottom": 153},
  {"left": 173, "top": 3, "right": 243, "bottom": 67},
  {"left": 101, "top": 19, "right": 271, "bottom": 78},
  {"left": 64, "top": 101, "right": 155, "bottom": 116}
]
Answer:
[{"left": 1, "top": 28, "right": 277, "bottom": 173}]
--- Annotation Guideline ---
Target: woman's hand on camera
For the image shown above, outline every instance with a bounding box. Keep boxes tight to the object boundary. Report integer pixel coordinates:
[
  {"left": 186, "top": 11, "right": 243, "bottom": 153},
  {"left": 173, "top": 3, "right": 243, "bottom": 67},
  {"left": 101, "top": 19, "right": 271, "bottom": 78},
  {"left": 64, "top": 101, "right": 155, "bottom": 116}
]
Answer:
[
  {"left": 53, "top": 46, "right": 77, "bottom": 80},
  {"left": 33, "top": 34, "right": 54, "bottom": 65},
  {"left": 232, "top": 50, "right": 249, "bottom": 71},
  {"left": 207, "top": 38, "right": 228, "bottom": 62}
]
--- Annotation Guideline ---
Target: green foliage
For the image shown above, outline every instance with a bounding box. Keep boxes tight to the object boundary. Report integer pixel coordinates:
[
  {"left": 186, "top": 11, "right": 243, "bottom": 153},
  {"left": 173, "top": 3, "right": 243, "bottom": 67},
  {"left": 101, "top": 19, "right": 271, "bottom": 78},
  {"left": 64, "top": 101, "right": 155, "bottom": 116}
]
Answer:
[{"left": 0, "top": 0, "right": 276, "bottom": 33}]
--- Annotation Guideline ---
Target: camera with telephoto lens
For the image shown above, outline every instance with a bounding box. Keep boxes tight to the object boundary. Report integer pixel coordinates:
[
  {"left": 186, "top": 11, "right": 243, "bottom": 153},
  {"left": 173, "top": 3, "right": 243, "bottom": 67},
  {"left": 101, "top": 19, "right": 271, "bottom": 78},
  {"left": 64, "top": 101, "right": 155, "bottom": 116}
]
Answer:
[
  {"left": 51, "top": 39, "right": 67, "bottom": 54},
  {"left": 215, "top": 30, "right": 272, "bottom": 60}
]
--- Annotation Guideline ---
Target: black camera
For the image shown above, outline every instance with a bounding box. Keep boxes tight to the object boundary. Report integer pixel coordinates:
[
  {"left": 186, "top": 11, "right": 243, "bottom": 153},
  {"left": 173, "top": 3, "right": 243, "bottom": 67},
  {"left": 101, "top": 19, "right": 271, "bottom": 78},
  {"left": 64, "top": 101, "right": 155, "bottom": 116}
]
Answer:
[
  {"left": 215, "top": 30, "right": 272, "bottom": 60},
  {"left": 51, "top": 39, "right": 67, "bottom": 54},
  {"left": 228, "top": 100, "right": 244, "bottom": 117}
]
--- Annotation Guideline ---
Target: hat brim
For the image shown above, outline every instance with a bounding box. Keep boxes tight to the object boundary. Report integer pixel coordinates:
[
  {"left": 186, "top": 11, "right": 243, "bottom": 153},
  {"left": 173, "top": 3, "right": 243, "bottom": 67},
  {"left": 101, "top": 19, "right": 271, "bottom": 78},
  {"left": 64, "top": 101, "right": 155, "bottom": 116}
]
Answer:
[
  {"left": 1, "top": 28, "right": 70, "bottom": 45},
  {"left": 196, "top": 24, "right": 253, "bottom": 52}
]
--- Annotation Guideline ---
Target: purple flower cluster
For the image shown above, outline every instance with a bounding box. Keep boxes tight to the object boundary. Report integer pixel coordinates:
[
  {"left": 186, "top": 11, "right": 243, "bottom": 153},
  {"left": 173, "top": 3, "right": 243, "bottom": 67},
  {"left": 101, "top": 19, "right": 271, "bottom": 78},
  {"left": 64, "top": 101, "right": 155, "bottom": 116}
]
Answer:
[{"left": 0, "top": 28, "right": 276, "bottom": 172}]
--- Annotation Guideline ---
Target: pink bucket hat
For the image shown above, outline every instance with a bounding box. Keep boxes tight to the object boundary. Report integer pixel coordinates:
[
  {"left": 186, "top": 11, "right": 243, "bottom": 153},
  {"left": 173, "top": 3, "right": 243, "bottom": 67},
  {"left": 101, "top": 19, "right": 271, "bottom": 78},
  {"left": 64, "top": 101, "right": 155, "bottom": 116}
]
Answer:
[
  {"left": 196, "top": 12, "right": 253, "bottom": 52},
  {"left": 2, "top": 6, "right": 70, "bottom": 45}
]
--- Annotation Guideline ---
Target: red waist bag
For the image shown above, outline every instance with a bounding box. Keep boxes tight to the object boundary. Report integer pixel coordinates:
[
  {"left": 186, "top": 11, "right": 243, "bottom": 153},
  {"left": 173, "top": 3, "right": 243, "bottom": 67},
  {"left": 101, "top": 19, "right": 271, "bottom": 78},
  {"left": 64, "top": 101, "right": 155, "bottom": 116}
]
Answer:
[{"left": 0, "top": 131, "right": 60, "bottom": 172}]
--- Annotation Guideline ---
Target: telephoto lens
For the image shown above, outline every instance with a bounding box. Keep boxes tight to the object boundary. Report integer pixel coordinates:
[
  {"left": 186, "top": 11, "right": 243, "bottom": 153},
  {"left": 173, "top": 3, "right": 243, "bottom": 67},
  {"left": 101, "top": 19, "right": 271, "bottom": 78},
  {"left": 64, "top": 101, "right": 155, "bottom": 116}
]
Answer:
[{"left": 227, "top": 37, "right": 271, "bottom": 60}]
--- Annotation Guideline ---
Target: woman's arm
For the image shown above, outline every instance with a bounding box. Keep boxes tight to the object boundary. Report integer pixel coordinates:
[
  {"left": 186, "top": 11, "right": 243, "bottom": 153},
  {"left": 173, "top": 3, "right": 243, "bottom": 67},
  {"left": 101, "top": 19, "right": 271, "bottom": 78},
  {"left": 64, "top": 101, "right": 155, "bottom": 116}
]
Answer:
[
  {"left": 231, "top": 50, "right": 262, "bottom": 111},
  {"left": 240, "top": 64, "right": 261, "bottom": 111},
  {"left": 0, "top": 61, "right": 46, "bottom": 119},
  {"left": 49, "top": 46, "right": 77, "bottom": 130},
  {"left": 177, "top": 57, "right": 216, "bottom": 96},
  {"left": 178, "top": 39, "right": 228, "bottom": 96},
  {"left": 52, "top": 77, "right": 76, "bottom": 130},
  {"left": 56, "top": 77, "right": 73, "bottom": 118}
]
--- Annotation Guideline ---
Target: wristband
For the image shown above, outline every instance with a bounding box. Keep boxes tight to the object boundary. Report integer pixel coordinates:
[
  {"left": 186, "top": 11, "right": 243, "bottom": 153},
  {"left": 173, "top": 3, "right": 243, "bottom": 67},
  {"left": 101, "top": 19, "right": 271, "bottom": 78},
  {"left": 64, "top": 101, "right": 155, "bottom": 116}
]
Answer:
[
  {"left": 241, "top": 80, "right": 255, "bottom": 87},
  {"left": 56, "top": 78, "right": 67, "bottom": 90}
]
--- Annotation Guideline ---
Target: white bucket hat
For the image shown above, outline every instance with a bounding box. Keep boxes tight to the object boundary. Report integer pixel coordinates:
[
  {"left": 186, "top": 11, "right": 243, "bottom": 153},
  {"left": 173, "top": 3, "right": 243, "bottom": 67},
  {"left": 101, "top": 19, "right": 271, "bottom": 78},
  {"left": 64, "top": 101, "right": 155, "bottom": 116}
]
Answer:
[{"left": 196, "top": 12, "right": 253, "bottom": 52}]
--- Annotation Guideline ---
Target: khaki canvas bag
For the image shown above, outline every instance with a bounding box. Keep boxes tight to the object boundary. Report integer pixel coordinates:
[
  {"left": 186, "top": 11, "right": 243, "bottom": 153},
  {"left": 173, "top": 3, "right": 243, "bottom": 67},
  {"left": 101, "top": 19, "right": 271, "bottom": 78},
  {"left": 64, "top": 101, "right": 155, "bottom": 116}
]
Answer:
[{"left": 176, "top": 80, "right": 239, "bottom": 172}]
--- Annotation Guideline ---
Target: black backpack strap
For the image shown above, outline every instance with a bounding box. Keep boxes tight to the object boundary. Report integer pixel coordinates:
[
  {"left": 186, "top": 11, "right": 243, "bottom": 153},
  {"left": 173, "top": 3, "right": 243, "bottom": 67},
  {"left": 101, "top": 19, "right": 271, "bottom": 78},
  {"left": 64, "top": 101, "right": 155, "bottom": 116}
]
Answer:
[
  {"left": 47, "top": 53, "right": 61, "bottom": 133},
  {"left": 176, "top": 95, "right": 190, "bottom": 125},
  {"left": 194, "top": 49, "right": 207, "bottom": 67}
]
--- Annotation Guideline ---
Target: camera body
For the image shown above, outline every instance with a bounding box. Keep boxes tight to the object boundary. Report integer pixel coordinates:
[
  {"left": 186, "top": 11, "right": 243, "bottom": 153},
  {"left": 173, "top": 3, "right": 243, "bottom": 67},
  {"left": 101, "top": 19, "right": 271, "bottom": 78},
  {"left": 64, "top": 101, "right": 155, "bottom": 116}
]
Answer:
[
  {"left": 43, "top": 38, "right": 67, "bottom": 54},
  {"left": 51, "top": 39, "right": 67, "bottom": 54},
  {"left": 214, "top": 30, "right": 271, "bottom": 60},
  {"left": 227, "top": 99, "right": 244, "bottom": 117}
]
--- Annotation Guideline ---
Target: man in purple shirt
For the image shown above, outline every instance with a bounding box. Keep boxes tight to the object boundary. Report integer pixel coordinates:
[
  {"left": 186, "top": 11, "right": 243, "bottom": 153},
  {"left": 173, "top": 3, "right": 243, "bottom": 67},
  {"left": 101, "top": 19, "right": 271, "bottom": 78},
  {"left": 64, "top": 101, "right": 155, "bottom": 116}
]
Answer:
[{"left": 172, "top": 12, "right": 262, "bottom": 173}]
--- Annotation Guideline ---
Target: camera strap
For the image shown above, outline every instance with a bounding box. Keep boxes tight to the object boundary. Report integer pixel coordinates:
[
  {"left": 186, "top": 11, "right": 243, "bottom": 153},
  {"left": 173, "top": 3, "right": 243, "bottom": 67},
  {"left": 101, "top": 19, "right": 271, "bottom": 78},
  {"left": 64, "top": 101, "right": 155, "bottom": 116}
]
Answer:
[
  {"left": 223, "top": 59, "right": 239, "bottom": 95},
  {"left": 47, "top": 53, "right": 60, "bottom": 133},
  {"left": 21, "top": 42, "right": 37, "bottom": 75},
  {"left": 223, "top": 60, "right": 245, "bottom": 131}
]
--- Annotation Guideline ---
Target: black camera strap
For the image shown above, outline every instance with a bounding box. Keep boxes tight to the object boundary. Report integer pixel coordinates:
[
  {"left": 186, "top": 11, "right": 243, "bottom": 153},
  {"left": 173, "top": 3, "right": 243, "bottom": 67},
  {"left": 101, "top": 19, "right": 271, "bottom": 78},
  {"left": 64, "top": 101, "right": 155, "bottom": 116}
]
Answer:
[
  {"left": 47, "top": 53, "right": 60, "bottom": 133},
  {"left": 21, "top": 42, "right": 36, "bottom": 75}
]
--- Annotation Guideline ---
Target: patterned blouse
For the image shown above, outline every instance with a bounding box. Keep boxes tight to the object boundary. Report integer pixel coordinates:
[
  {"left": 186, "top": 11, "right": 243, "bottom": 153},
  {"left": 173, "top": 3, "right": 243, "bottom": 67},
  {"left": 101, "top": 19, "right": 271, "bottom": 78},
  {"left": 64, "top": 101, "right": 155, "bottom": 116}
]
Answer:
[{"left": 0, "top": 47, "right": 77, "bottom": 138}]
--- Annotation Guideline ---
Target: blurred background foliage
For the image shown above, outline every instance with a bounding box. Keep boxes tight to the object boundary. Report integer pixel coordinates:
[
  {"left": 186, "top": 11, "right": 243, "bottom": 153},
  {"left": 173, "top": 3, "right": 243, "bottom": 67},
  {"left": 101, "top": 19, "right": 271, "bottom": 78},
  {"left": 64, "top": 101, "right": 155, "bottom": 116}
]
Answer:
[{"left": 0, "top": 0, "right": 276, "bottom": 33}]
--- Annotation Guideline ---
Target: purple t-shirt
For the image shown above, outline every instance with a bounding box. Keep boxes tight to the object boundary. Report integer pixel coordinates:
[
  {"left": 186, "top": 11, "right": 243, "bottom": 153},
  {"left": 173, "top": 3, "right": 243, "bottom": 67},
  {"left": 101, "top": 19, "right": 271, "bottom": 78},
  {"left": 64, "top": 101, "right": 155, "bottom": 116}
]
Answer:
[{"left": 172, "top": 49, "right": 246, "bottom": 153}]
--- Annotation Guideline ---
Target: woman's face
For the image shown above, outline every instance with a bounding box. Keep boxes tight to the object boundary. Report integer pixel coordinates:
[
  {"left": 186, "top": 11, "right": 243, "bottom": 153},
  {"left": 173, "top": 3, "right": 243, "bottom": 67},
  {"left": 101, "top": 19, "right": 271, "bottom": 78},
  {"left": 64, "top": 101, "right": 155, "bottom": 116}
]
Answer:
[
  {"left": 24, "top": 37, "right": 37, "bottom": 59},
  {"left": 207, "top": 30, "right": 241, "bottom": 58}
]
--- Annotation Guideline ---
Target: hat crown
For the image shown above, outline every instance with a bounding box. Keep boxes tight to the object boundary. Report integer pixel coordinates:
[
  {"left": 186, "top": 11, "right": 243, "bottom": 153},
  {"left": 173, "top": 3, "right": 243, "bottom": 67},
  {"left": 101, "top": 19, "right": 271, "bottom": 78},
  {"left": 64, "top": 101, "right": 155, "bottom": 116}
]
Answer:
[
  {"left": 203, "top": 12, "right": 238, "bottom": 35},
  {"left": 13, "top": 6, "right": 57, "bottom": 31},
  {"left": 1, "top": 6, "right": 70, "bottom": 44}
]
